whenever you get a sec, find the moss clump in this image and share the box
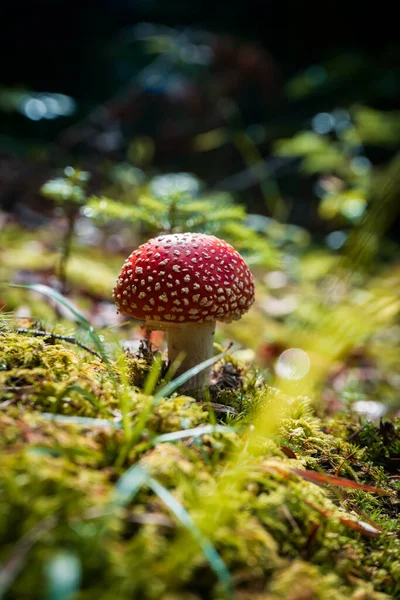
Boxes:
[0,331,117,416]
[329,417,400,472]
[0,330,399,599]
[266,561,389,600]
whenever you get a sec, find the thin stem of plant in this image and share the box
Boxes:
[59,209,76,294]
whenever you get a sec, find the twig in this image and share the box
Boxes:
[334,448,361,477]
[346,423,368,442]
[14,328,103,361]
[58,209,76,294]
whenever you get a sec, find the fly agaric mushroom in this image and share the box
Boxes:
[113,233,255,389]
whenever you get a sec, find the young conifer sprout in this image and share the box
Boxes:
[113,233,255,390]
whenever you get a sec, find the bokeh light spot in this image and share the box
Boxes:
[22,98,47,121]
[341,197,367,220]
[312,112,334,134]
[352,400,387,419]
[350,156,372,175]
[275,348,311,380]
[326,230,347,250]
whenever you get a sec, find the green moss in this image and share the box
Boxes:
[0,331,116,416]
[266,560,389,600]
[0,330,399,599]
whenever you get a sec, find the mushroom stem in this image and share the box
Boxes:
[167,323,216,390]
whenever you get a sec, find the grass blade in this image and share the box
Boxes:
[127,349,232,452]
[112,466,234,596]
[147,476,234,598]
[154,350,230,402]
[8,284,110,364]
[114,465,148,506]
[143,354,163,396]
[41,413,121,429]
[153,424,235,444]
[115,350,135,442]
[56,384,102,412]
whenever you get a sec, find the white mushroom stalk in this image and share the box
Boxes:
[114,233,255,392]
[166,322,216,389]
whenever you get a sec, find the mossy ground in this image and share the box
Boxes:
[1,328,399,600]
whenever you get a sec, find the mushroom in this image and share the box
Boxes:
[113,233,255,390]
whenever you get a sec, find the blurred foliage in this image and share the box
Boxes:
[39,168,91,293]
[1,23,400,242]
[41,167,90,206]
[85,171,281,268]
[274,105,400,228]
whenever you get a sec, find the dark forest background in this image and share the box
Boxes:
[1,0,399,236]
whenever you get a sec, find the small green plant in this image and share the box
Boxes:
[40,167,90,293]
[85,172,280,268]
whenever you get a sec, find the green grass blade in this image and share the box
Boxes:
[114,465,148,506]
[57,384,102,412]
[153,350,231,402]
[156,352,184,388]
[125,350,233,456]
[147,476,234,598]
[115,350,135,442]
[152,424,235,444]
[112,466,234,595]
[41,413,121,429]
[8,283,110,364]
[143,354,163,396]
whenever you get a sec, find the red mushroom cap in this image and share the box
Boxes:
[113,233,255,326]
